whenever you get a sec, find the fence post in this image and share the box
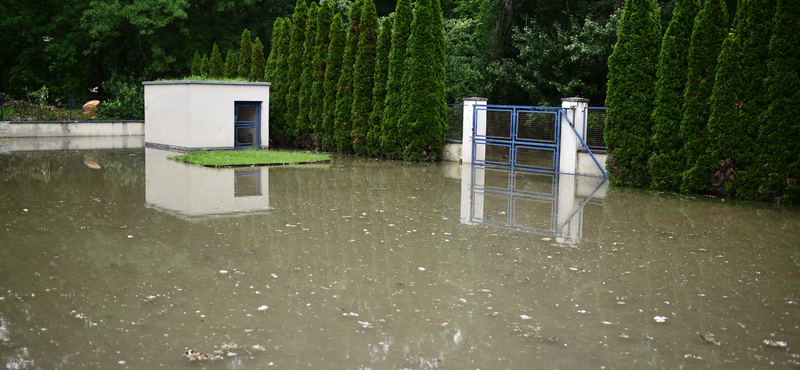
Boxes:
[69,93,73,120]
[461,97,488,163]
[559,97,589,174]
[130,94,134,120]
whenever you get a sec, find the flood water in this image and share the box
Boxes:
[0,149,798,369]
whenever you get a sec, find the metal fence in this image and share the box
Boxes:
[446,104,463,141]
[584,107,607,151]
[0,92,143,121]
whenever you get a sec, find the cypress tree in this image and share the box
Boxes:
[333,0,364,153]
[365,18,393,157]
[603,0,661,187]
[673,0,728,191]
[350,0,380,156]
[238,29,253,79]
[210,43,224,78]
[683,33,743,195]
[191,51,202,76]
[296,2,319,140]
[200,53,210,77]
[398,0,448,161]
[380,0,413,159]
[250,37,266,82]
[749,0,799,203]
[225,49,239,79]
[647,0,700,190]
[320,14,346,151]
[310,0,334,141]
[271,18,294,143]
[285,0,309,142]
[265,19,284,82]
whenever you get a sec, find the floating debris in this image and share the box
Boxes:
[699,333,721,345]
[221,343,238,350]
[519,315,531,320]
[418,267,426,271]
[252,344,266,351]
[653,316,667,323]
[358,321,373,329]
[619,333,630,339]
[257,305,268,311]
[184,348,222,361]
[441,322,449,327]
[763,340,787,348]
[219,270,228,274]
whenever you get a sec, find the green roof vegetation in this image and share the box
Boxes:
[170,149,330,167]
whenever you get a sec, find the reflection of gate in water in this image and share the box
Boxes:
[472,105,561,173]
[463,165,606,241]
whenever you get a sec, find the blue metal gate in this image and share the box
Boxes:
[234,102,262,149]
[472,105,561,173]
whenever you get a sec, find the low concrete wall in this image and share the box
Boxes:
[0,136,144,153]
[439,141,462,162]
[577,150,607,177]
[0,120,144,138]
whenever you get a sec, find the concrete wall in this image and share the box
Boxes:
[145,148,270,220]
[439,141,462,162]
[144,81,270,150]
[0,121,144,138]
[577,151,607,178]
[0,136,144,153]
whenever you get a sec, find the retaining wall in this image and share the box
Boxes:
[0,120,144,138]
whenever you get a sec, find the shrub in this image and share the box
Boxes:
[97,77,144,120]
[349,0,380,156]
[647,0,700,191]
[265,19,285,83]
[250,37,266,82]
[272,18,294,143]
[191,51,202,76]
[238,29,253,79]
[365,18,393,157]
[603,0,661,187]
[225,49,239,79]
[380,0,413,159]
[398,0,448,161]
[210,43,224,78]
[310,0,334,141]
[674,0,728,192]
[200,53,210,76]
[285,0,309,142]
[333,0,363,153]
[319,14,346,151]
[296,2,319,140]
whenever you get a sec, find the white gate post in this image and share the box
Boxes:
[559,97,589,174]
[461,97,488,163]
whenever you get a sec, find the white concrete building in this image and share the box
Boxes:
[143,80,270,151]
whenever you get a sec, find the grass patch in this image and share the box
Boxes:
[158,76,252,82]
[170,149,331,167]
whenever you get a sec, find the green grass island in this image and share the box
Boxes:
[170,149,331,168]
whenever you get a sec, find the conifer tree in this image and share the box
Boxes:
[250,37,266,82]
[398,0,447,161]
[225,49,239,79]
[365,18,393,157]
[272,18,293,143]
[310,0,334,140]
[756,0,800,203]
[238,29,253,79]
[191,51,202,76]
[350,0,380,156]
[603,0,661,187]
[285,0,309,142]
[683,33,743,194]
[380,0,413,158]
[296,2,319,139]
[320,14,346,151]
[265,18,284,82]
[333,0,364,153]
[676,0,728,193]
[647,0,700,190]
[200,53,210,76]
[210,43,224,78]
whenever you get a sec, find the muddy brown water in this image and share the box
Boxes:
[0,150,798,369]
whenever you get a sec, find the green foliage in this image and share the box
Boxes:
[647,0,700,191]
[191,51,202,76]
[320,14,346,151]
[380,0,413,158]
[238,29,253,79]
[225,49,239,79]
[310,0,335,143]
[604,0,661,187]
[265,19,284,83]
[171,149,330,167]
[676,0,728,192]
[365,18,393,156]
[200,53,210,76]
[350,0,380,156]
[285,0,309,141]
[333,0,364,153]
[250,37,266,82]
[96,76,144,120]
[398,0,447,161]
[297,2,320,140]
[210,43,224,78]
[683,33,742,194]
[271,18,294,143]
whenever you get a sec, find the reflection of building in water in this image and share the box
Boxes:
[145,148,270,220]
[460,165,606,243]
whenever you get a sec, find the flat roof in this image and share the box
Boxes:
[143,80,271,86]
